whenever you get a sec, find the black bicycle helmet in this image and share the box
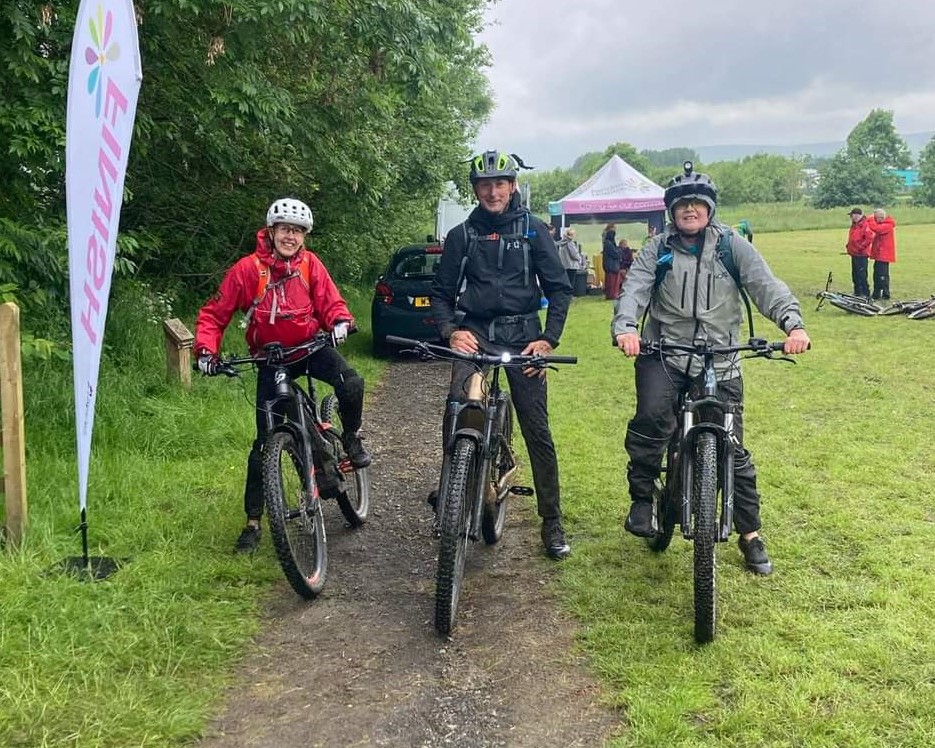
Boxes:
[663,160,718,219]
[469,150,527,183]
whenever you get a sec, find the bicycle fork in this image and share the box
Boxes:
[678,407,736,542]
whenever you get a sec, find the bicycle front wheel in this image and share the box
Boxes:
[435,437,477,636]
[262,429,328,599]
[320,394,370,526]
[826,295,879,316]
[482,398,514,545]
[692,432,718,644]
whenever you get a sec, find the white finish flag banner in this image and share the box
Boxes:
[66,0,142,510]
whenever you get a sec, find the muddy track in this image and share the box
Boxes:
[197,359,619,747]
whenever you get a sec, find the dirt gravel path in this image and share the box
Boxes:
[197,358,620,747]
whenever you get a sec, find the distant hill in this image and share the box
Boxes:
[694,131,933,163]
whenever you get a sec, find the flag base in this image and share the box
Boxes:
[56,555,127,581]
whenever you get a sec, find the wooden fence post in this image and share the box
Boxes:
[163,318,194,390]
[0,302,27,548]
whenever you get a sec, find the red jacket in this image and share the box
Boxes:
[846,218,873,258]
[867,215,897,263]
[195,228,353,355]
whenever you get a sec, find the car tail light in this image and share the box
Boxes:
[375,281,393,304]
[425,244,443,254]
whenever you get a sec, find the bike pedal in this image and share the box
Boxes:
[509,485,534,496]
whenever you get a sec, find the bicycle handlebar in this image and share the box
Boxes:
[640,338,786,357]
[385,335,578,367]
[197,331,343,378]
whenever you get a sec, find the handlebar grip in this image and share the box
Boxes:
[385,335,420,347]
[545,355,578,364]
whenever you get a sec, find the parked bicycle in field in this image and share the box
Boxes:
[815,272,880,316]
[641,337,797,644]
[386,335,577,636]
[211,332,370,599]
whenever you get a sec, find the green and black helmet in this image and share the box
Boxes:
[469,150,521,184]
[664,160,718,219]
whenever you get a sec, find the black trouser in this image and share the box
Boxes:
[444,347,562,521]
[624,355,762,535]
[872,260,890,300]
[850,255,869,298]
[243,347,364,520]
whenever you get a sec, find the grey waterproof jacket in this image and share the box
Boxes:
[611,222,805,378]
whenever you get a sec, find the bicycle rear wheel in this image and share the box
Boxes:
[320,393,370,526]
[435,437,477,636]
[482,398,514,545]
[692,432,718,644]
[647,442,678,553]
[262,429,328,599]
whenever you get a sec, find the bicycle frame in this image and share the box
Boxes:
[439,366,515,542]
[674,351,739,544]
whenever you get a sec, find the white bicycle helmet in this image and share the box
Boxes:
[266,198,314,231]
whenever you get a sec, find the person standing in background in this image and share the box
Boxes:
[733,219,754,243]
[845,208,873,299]
[602,223,622,299]
[867,208,897,300]
[618,238,634,285]
[557,227,586,289]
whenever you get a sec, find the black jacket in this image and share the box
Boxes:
[431,192,572,347]
[602,231,621,273]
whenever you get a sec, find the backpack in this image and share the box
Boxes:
[456,212,534,300]
[242,251,313,327]
[651,227,756,338]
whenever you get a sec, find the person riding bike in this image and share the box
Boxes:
[194,197,371,554]
[430,150,575,560]
[612,162,810,575]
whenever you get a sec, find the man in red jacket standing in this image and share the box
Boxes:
[195,197,371,553]
[845,208,873,299]
[867,208,897,300]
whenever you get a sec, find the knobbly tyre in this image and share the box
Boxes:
[208,331,370,599]
[386,335,577,636]
[640,337,797,643]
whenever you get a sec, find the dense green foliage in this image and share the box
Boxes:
[0,0,491,337]
[813,109,908,208]
[913,135,935,206]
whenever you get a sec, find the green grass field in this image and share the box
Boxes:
[2,223,934,746]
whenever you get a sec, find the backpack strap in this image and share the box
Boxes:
[242,252,312,327]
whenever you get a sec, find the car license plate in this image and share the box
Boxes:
[413,296,431,308]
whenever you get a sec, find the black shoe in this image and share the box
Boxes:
[342,433,372,468]
[234,525,261,554]
[624,500,656,537]
[541,518,571,560]
[738,535,773,576]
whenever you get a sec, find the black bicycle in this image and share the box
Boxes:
[212,332,370,599]
[815,271,880,316]
[386,335,577,636]
[641,338,795,643]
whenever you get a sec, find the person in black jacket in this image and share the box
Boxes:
[430,150,574,559]
[602,224,622,299]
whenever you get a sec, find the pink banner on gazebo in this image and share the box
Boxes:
[563,196,665,213]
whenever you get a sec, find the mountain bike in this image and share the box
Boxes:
[213,332,370,599]
[385,335,577,636]
[878,296,935,319]
[815,271,880,316]
[641,338,796,643]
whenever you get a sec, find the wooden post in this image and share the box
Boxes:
[163,318,195,390]
[0,302,27,548]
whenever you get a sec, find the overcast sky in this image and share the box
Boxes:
[472,0,935,169]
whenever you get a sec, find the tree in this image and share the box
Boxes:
[640,147,699,168]
[846,109,912,169]
[812,151,898,208]
[913,135,935,206]
[707,154,803,205]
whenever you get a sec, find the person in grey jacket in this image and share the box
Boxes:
[611,162,810,575]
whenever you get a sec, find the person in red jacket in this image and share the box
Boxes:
[867,208,897,300]
[195,197,371,553]
[845,208,873,298]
